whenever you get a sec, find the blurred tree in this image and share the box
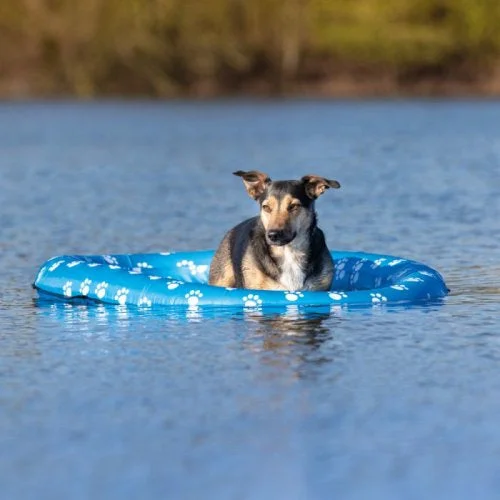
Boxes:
[0,0,499,96]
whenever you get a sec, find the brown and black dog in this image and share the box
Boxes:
[209,170,341,291]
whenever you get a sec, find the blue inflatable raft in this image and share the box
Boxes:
[33,250,448,309]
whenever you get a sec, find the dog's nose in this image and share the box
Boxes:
[267,230,284,243]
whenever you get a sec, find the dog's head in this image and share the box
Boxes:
[233,170,340,246]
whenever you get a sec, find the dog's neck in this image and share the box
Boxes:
[270,225,316,291]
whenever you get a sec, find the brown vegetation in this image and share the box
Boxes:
[1,0,500,98]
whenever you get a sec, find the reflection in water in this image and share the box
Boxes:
[242,306,343,379]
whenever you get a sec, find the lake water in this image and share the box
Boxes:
[0,100,499,499]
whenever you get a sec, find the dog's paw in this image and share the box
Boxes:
[185,289,203,308]
[243,294,262,309]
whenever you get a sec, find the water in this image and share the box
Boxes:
[0,100,499,499]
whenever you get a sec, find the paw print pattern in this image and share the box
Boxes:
[243,294,263,308]
[67,261,82,268]
[388,259,405,267]
[176,260,208,277]
[166,280,183,290]
[405,276,424,283]
[114,288,129,306]
[371,258,387,269]
[48,260,65,272]
[350,260,366,285]
[285,291,304,302]
[138,296,152,308]
[391,284,409,291]
[79,279,92,296]
[328,291,348,301]
[95,282,108,299]
[185,290,203,308]
[63,281,72,297]
[418,270,435,278]
[370,292,388,304]
[136,262,153,269]
[103,255,119,265]
[335,260,347,280]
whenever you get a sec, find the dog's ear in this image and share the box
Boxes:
[233,170,271,200]
[301,175,341,199]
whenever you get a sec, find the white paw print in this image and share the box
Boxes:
[391,284,409,291]
[350,260,366,284]
[148,275,162,280]
[388,259,405,267]
[103,255,119,265]
[67,261,81,268]
[114,288,129,305]
[193,264,208,275]
[166,280,183,290]
[242,294,263,308]
[285,291,304,302]
[63,281,72,297]
[138,296,152,308]
[418,270,434,277]
[405,277,424,283]
[108,265,120,270]
[79,279,92,296]
[353,260,365,272]
[136,261,153,269]
[328,291,348,301]
[88,263,101,268]
[176,260,208,277]
[185,290,203,308]
[335,261,346,280]
[176,259,194,270]
[48,260,65,272]
[160,251,172,256]
[370,292,388,303]
[371,258,387,269]
[95,281,108,299]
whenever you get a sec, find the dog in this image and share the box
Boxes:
[208,170,341,291]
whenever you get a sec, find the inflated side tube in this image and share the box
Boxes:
[34,250,448,309]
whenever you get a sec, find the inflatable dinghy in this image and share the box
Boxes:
[33,250,448,309]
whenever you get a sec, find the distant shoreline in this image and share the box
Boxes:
[2,74,500,100]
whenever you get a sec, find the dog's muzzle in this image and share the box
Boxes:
[266,230,296,246]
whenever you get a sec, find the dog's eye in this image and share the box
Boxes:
[262,204,272,213]
[288,204,301,212]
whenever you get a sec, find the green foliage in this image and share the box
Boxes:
[1,0,499,96]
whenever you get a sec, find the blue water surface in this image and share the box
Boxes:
[0,100,499,499]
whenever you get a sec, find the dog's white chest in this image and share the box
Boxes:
[279,248,306,291]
